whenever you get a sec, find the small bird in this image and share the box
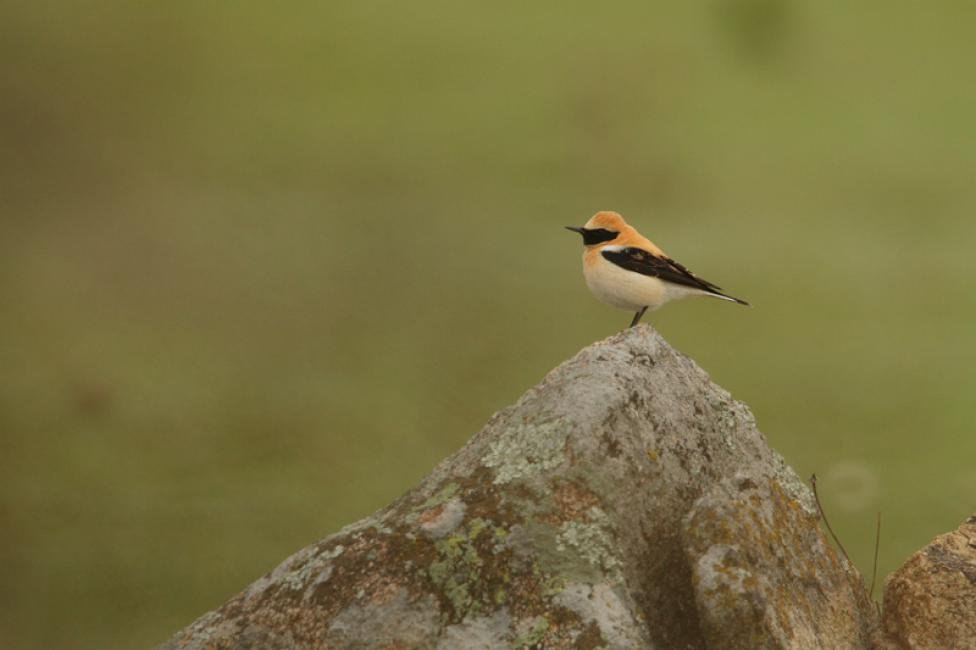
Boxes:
[566,211,749,328]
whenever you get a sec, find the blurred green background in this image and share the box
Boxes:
[3,1,975,647]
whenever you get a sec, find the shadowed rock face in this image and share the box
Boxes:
[159,325,877,650]
[876,516,976,650]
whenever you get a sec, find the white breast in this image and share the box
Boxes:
[582,253,702,311]
[582,254,663,310]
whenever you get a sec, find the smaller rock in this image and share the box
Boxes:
[681,474,876,650]
[879,515,976,650]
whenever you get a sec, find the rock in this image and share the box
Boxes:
[877,515,976,650]
[159,325,877,649]
[683,476,875,650]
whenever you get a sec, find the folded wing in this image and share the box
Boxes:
[601,246,725,293]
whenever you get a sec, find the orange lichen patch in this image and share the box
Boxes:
[209,527,441,648]
[526,610,608,650]
[415,503,446,526]
[368,576,406,606]
[683,476,877,649]
[536,481,602,525]
[554,482,602,521]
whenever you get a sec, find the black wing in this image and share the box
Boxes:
[601,247,724,293]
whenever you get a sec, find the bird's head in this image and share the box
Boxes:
[565,211,629,246]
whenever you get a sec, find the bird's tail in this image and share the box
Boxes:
[706,290,750,307]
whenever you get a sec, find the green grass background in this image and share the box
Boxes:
[3,2,975,647]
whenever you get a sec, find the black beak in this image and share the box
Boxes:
[565,226,585,234]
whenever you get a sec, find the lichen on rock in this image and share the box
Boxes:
[158,325,880,650]
[555,507,622,579]
[682,475,876,649]
[482,418,572,485]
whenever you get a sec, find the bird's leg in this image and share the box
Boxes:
[630,306,648,328]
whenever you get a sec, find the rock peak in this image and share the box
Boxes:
[161,327,877,649]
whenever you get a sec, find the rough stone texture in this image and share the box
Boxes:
[160,325,877,650]
[683,476,876,650]
[876,515,976,650]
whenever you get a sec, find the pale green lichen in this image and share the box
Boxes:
[282,544,344,591]
[428,517,492,619]
[769,462,817,515]
[494,585,507,604]
[555,508,621,578]
[418,482,460,511]
[513,615,549,648]
[540,573,566,597]
[510,520,595,585]
[720,426,738,451]
[468,517,488,540]
[483,419,571,484]
[406,483,461,525]
[407,482,462,524]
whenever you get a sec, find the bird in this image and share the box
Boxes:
[566,211,749,328]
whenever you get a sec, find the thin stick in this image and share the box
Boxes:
[810,474,852,565]
[869,511,881,599]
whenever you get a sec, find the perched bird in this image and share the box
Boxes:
[566,211,749,328]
